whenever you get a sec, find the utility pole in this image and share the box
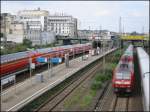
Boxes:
[119,16,123,49]
[119,16,122,35]
[99,25,101,49]
[4,16,7,49]
[142,26,144,34]
[122,24,124,36]
[103,37,105,75]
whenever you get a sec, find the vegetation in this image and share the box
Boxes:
[0,33,4,37]
[1,39,56,55]
[23,39,32,48]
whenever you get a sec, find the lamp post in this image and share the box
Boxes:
[47,57,51,78]
[27,48,35,84]
[103,38,105,75]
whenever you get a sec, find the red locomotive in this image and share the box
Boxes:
[112,45,135,93]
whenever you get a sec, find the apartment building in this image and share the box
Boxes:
[47,15,77,37]
[17,8,54,45]
[7,22,24,43]
[1,13,24,43]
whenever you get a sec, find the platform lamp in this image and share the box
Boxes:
[27,48,35,84]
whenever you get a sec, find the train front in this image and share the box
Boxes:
[112,62,134,93]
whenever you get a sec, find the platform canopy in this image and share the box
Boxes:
[121,35,146,40]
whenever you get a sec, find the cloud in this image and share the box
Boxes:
[95,10,111,16]
[130,11,143,17]
[129,10,148,17]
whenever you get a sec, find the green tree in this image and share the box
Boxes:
[0,33,3,37]
[130,31,139,35]
[23,39,32,48]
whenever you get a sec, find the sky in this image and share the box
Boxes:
[1,1,149,33]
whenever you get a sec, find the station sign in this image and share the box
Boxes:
[50,58,62,64]
[36,57,48,63]
[30,63,35,69]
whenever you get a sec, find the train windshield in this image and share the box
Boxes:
[116,72,130,79]
[116,63,131,79]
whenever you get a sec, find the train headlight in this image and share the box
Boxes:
[124,81,130,84]
[115,81,121,84]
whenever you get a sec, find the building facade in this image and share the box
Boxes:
[0,13,24,44]
[1,13,13,35]
[1,8,78,46]
[47,15,77,38]
[17,8,54,45]
[18,8,49,31]
[7,22,24,43]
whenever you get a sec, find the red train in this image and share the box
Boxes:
[112,45,135,93]
[0,43,92,78]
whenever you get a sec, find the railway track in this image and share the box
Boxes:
[112,96,129,111]
[94,82,113,111]
[34,58,102,111]
[94,82,130,111]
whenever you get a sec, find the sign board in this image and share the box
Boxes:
[1,75,16,85]
[36,57,48,63]
[50,58,62,64]
[30,63,35,69]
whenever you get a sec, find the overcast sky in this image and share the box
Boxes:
[1,1,149,33]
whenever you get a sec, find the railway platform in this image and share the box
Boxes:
[1,48,117,111]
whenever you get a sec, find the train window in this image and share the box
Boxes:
[123,72,130,79]
[116,73,123,79]
[116,72,130,79]
[120,64,128,69]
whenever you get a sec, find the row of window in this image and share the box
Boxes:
[20,16,41,19]
[55,30,70,34]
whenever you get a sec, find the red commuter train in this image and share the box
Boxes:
[0,43,92,78]
[112,45,135,93]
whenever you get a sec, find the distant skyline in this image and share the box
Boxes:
[1,1,149,33]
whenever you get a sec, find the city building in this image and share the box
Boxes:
[78,30,117,40]
[18,8,49,31]
[0,13,24,45]
[41,31,56,45]
[78,30,93,39]
[47,15,77,38]
[1,13,13,35]
[17,8,56,45]
[7,22,24,43]
[1,9,78,46]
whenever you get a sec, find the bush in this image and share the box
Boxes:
[94,74,102,81]
[100,75,107,82]
[91,80,102,90]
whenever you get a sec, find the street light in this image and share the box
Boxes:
[103,37,105,75]
[27,48,35,84]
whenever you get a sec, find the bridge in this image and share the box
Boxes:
[120,35,149,48]
[56,36,89,45]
